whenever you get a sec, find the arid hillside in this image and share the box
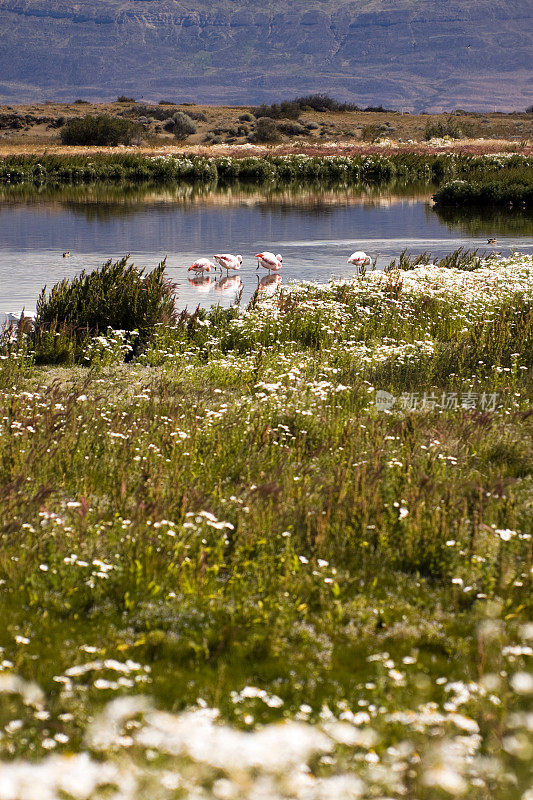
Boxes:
[0,0,531,110]
[0,100,531,152]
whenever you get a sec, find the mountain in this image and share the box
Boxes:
[0,0,531,111]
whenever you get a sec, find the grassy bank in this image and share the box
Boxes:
[0,254,532,799]
[0,151,531,192]
[433,163,533,208]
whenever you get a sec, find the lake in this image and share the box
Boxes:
[1,182,532,320]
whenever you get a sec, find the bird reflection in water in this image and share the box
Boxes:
[187,275,215,292]
[214,275,243,294]
[257,274,282,295]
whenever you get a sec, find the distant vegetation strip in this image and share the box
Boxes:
[0,153,531,194]
[433,171,533,208]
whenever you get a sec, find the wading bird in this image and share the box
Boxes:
[255,251,283,271]
[347,251,372,267]
[62,251,70,258]
[487,238,497,245]
[188,258,217,275]
[213,253,243,272]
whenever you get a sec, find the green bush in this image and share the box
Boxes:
[33,257,176,363]
[252,118,280,143]
[424,117,472,140]
[171,112,197,140]
[277,121,306,136]
[60,114,143,146]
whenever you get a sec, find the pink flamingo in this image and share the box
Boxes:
[347,251,372,267]
[255,251,283,272]
[188,258,217,275]
[213,253,243,272]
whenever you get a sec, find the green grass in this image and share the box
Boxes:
[0,152,531,194]
[433,167,533,208]
[0,252,532,798]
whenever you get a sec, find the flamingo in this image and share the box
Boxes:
[213,253,243,272]
[188,258,217,275]
[255,251,283,271]
[347,251,372,267]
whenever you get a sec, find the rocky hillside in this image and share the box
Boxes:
[0,0,531,110]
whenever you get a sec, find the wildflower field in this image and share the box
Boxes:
[0,253,532,799]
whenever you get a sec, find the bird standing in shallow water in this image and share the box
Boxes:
[255,252,283,271]
[188,258,217,275]
[213,253,242,272]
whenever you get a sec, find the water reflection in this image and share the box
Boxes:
[435,204,533,237]
[257,274,283,295]
[214,275,243,295]
[0,180,439,219]
[187,275,216,292]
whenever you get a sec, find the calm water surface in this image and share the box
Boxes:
[1,183,532,319]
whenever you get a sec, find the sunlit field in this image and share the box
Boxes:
[0,252,532,799]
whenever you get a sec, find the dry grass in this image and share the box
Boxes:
[0,100,531,156]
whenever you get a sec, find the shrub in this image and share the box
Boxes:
[60,115,143,146]
[293,94,359,112]
[186,111,208,122]
[238,113,255,122]
[361,124,384,142]
[277,121,306,136]
[424,117,472,141]
[33,257,176,362]
[116,95,136,103]
[252,101,300,120]
[363,105,391,112]
[252,117,281,143]
[73,99,89,105]
[171,112,197,140]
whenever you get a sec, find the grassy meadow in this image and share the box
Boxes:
[0,252,532,799]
